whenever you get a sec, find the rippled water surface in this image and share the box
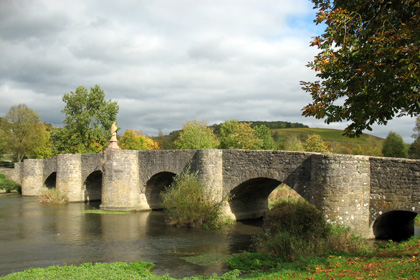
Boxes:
[0,194,262,278]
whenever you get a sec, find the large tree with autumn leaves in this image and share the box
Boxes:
[302,0,420,137]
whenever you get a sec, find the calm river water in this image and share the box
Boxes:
[0,194,262,278]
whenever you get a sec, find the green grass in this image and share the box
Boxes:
[180,253,232,266]
[233,236,420,279]
[3,237,419,279]
[1,261,155,280]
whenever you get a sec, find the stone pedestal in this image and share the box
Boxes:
[100,150,143,211]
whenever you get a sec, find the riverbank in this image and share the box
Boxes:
[2,236,419,279]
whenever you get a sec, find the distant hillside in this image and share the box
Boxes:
[272,127,384,154]
[154,122,384,154]
[210,121,308,134]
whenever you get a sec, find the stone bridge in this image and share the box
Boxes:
[5,149,420,239]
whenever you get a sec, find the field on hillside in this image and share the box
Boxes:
[273,127,384,152]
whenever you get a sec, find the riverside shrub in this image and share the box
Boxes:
[255,199,366,261]
[160,169,228,229]
[39,188,68,204]
[0,174,18,193]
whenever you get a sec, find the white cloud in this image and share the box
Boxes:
[0,0,416,142]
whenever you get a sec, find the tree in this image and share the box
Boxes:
[302,1,420,137]
[283,135,305,152]
[382,131,408,158]
[31,123,53,159]
[254,125,276,150]
[175,121,220,149]
[52,85,119,154]
[219,120,262,150]
[119,129,159,150]
[304,134,329,153]
[0,104,44,161]
[409,116,420,158]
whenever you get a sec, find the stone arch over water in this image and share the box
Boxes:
[229,177,281,220]
[84,170,102,202]
[146,172,176,210]
[44,172,56,189]
[372,210,418,241]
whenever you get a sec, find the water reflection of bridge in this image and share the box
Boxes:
[7,149,420,239]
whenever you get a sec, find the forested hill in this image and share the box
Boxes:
[209,121,308,134]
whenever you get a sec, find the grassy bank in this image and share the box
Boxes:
[2,236,419,279]
[0,174,18,193]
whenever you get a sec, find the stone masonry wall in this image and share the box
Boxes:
[310,153,372,238]
[138,150,197,182]
[221,150,372,236]
[81,153,104,181]
[221,150,313,196]
[369,157,420,223]
[0,166,20,184]
[21,159,44,196]
[101,149,142,211]
[56,154,83,201]
[43,157,57,181]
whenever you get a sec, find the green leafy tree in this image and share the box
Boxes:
[175,121,219,149]
[382,131,408,158]
[353,138,383,157]
[302,1,420,137]
[409,116,420,159]
[52,85,119,154]
[119,129,159,150]
[283,135,304,152]
[31,123,53,159]
[219,120,262,149]
[304,134,329,153]
[254,125,276,150]
[0,104,44,162]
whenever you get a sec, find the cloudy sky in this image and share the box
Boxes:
[0,0,416,142]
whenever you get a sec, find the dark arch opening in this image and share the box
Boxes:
[84,171,102,202]
[229,178,281,220]
[44,172,56,189]
[146,172,176,210]
[373,210,417,241]
[268,183,303,208]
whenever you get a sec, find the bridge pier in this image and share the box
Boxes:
[312,154,372,238]
[100,150,146,211]
[21,159,44,196]
[195,149,235,220]
[56,154,83,202]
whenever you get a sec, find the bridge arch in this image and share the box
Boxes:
[44,172,56,189]
[372,210,418,241]
[84,170,102,202]
[229,177,282,220]
[146,172,176,210]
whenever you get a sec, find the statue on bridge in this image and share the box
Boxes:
[107,121,121,150]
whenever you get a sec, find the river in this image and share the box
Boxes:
[0,194,262,278]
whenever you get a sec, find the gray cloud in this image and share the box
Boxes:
[0,0,416,143]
